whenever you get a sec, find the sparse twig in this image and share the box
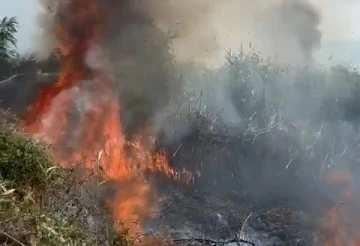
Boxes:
[2,232,26,246]
[239,212,252,239]
[285,159,293,170]
[172,144,183,159]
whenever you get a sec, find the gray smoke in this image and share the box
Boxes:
[259,0,322,63]
[34,0,322,137]
[37,0,322,64]
[35,0,178,137]
[132,0,322,65]
[100,1,177,137]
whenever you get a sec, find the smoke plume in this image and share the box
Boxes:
[135,0,322,65]
[34,0,322,137]
[37,0,322,64]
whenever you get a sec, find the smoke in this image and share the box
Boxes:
[37,0,322,63]
[133,0,322,65]
[100,2,176,137]
[34,0,174,138]
[257,0,322,63]
[34,0,322,138]
[32,0,326,193]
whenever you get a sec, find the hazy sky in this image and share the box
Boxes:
[316,0,360,41]
[0,0,359,65]
[1,0,41,53]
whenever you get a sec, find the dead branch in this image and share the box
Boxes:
[1,232,26,246]
[173,236,255,246]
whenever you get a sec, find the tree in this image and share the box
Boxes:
[0,17,18,79]
[0,17,18,60]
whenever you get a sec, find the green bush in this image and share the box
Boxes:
[0,128,55,191]
[0,112,131,245]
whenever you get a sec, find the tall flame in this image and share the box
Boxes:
[24,0,190,236]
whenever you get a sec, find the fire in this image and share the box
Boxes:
[317,169,360,246]
[23,0,191,238]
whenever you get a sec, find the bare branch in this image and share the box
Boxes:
[173,236,255,246]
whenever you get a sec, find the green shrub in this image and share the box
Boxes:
[0,112,131,245]
[0,128,55,191]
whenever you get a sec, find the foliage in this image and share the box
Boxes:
[0,17,18,60]
[0,16,19,79]
[0,112,131,245]
[0,126,55,192]
[0,15,61,80]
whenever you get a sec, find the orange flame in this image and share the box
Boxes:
[23,0,191,237]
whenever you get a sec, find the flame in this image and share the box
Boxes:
[23,0,191,238]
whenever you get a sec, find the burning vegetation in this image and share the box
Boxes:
[1,0,360,245]
[24,0,192,237]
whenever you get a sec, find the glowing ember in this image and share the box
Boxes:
[23,0,191,237]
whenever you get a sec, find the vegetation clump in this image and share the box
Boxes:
[0,124,54,191]
[0,111,129,245]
